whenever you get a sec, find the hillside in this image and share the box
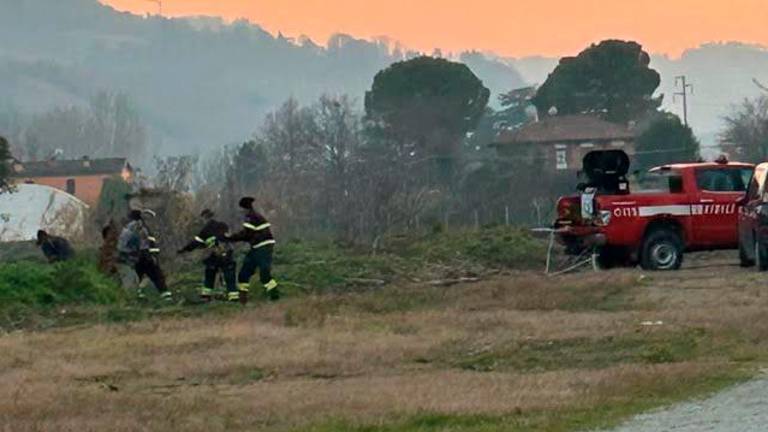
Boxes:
[0,0,526,158]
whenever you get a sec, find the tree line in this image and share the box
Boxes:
[1,91,148,163]
[4,39,768,245]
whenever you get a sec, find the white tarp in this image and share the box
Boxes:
[0,184,89,242]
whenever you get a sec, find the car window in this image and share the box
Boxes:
[695,168,750,192]
[631,170,684,194]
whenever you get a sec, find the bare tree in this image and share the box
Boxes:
[314,95,362,236]
[0,136,13,194]
[722,96,768,163]
[11,91,148,162]
[88,91,148,160]
[154,155,198,193]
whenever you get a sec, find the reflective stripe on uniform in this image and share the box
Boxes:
[264,279,278,291]
[227,291,241,301]
[244,222,271,231]
[194,236,206,244]
[149,248,161,253]
[147,236,157,243]
[238,283,250,293]
[252,239,276,249]
[200,287,214,296]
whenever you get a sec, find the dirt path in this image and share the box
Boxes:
[607,377,768,432]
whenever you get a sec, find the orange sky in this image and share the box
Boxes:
[102,0,768,57]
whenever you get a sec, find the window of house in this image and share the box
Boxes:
[66,178,76,195]
[555,149,568,170]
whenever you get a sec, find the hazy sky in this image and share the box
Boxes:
[102,0,768,57]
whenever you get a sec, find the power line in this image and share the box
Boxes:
[674,76,694,126]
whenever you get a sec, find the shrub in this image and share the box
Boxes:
[0,258,124,309]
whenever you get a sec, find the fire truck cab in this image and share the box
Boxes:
[555,150,754,270]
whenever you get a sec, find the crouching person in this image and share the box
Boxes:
[36,230,74,263]
[225,197,280,303]
[117,210,172,301]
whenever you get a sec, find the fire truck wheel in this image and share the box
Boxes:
[640,229,683,271]
[740,240,755,267]
[755,237,768,271]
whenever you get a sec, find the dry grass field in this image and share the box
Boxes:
[1,252,766,431]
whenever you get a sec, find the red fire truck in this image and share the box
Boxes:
[555,150,754,270]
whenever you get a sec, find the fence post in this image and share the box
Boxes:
[505,206,510,226]
[474,210,480,229]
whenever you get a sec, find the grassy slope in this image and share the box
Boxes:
[0,227,545,329]
[0,232,764,431]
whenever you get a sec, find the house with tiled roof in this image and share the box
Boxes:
[10,157,133,206]
[492,114,637,172]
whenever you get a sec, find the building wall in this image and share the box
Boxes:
[547,139,635,171]
[497,139,636,172]
[20,174,112,206]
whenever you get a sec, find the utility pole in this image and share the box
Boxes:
[674,75,693,126]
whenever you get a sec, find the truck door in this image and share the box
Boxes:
[693,167,752,247]
[739,166,767,250]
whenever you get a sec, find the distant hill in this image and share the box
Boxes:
[0,0,526,157]
[508,43,768,154]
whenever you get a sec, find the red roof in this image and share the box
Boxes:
[495,114,635,145]
[11,158,130,178]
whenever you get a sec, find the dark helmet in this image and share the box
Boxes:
[238,197,255,210]
[200,209,215,219]
[128,209,143,221]
[36,230,48,245]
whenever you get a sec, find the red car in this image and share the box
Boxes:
[556,150,753,270]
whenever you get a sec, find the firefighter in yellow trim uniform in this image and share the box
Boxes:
[226,197,280,302]
[178,209,239,302]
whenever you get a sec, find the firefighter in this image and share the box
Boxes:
[226,197,280,302]
[177,209,239,302]
[36,230,75,263]
[98,219,119,277]
[117,209,172,301]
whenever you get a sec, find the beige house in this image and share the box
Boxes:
[492,114,636,172]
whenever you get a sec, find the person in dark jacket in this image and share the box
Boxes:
[226,197,279,302]
[117,210,172,301]
[98,219,119,277]
[36,230,74,263]
[178,209,239,302]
